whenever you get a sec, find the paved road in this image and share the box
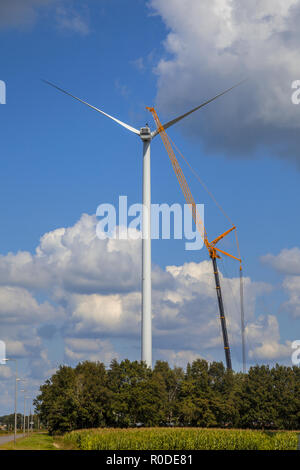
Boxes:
[0,434,25,446]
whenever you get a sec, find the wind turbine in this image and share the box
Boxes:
[43,79,244,368]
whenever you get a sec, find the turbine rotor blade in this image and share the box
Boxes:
[151,80,246,138]
[42,80,140,135]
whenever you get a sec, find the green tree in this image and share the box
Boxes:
[238,365,277,429]
[153,361,184,425]
[107,359,166,426]
[271,365,298,429]
[35,365,80,434]
[179,359,217,427]
[73,361,111,429]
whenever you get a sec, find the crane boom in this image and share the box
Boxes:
[147,106,240,370]
[147,107,208,248]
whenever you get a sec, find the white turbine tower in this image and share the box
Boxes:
[43,79,243,368]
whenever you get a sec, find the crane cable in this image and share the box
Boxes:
[167,135,234,226]
[168,134,247,373]
[240,264,246,373]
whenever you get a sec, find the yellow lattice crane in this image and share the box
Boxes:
[147,106,242,370]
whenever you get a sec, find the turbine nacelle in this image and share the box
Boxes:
[140,125,152,141]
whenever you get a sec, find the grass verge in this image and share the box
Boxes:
[0,433,57,450]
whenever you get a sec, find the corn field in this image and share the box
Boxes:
[64,428,299,450]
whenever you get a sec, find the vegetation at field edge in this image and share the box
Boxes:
[63,428,299,451]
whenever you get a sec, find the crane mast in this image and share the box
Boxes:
[211,256,232,369]
[147,107,241,370]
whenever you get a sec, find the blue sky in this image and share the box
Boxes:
[0,0,300,415]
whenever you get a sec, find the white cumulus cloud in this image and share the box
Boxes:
[261,246,300,317]
[65,338,118,364]
[247,315,292,360]
[262,247,300,275]
[0,212,293,395]
[150,0,300,162]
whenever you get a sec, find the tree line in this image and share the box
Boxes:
[34,359,300,434]
[0,414,23,431]
[0,413,39,431]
